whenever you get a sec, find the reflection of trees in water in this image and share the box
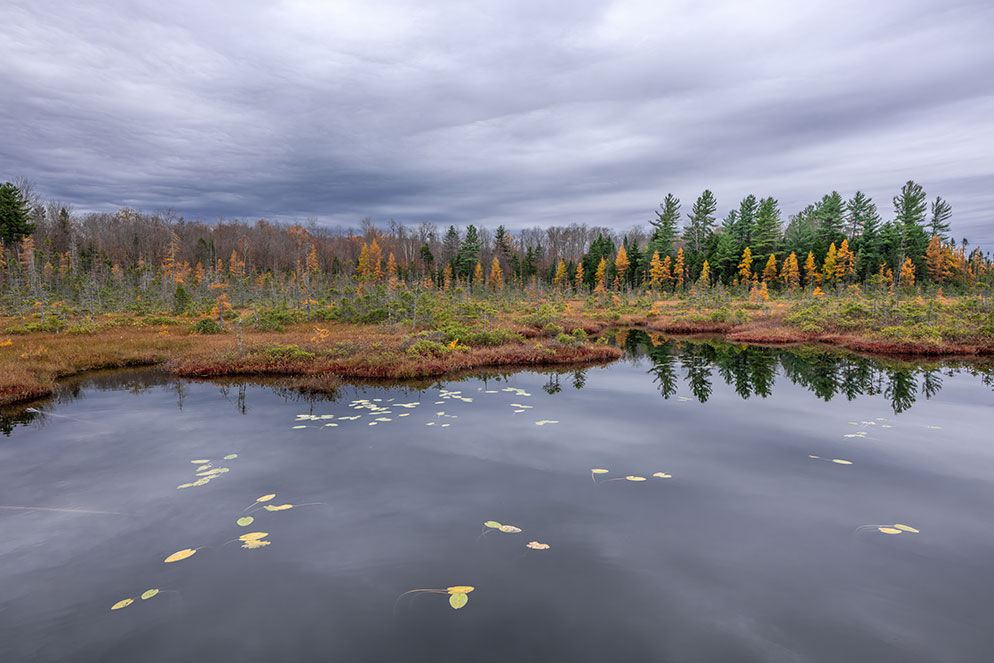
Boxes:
[619,329,994,414]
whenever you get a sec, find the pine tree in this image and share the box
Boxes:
[845,191,879,239]
[733,194,758,247]
[893,180,928,273]
[929,196,952,240]
[711,231,739,284]
[649,194,680,257]
[737,246,753,282]
[815,192,845,254]
[752,197,781,264]
[682,190,717,254]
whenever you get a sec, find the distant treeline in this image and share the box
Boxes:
[1,179,991,306]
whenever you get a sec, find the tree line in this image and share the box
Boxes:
[1,178,992,318]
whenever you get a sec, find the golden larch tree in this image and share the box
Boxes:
[762,254,777,283]
[553,259,567,289]
[574,260,584,291]
[803,251,819,287]
[674,248,685,290]
[737,246,753,282]
[822,243,838,284]
[614,245,629,289]
[648,250,664,288]
[489,256,504,289]
[899,257,916,289]
[835,239,854,282]
[594,257,608,292]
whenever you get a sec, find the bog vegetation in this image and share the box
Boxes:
[3,177,994,405]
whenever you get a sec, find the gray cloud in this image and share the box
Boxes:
[2,0,993,244]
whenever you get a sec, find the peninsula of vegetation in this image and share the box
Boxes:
[2,178,993,407]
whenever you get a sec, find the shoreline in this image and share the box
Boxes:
[3,311,993,409]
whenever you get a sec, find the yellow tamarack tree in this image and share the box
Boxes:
[737,246,753,282]
[473,261,483,285]
[553,259,567,289]
[489,256,503,289]
[762,254,777,283]
[698,259,710,287]
[822,243,838,284]
[594,257,608,292]
[781,251,800,290]
[574,260,584,291]
[803,251,819,287]
[674,248,685,290]
[900,257,916,290]
[648,250,664,289]
[614,245,629,289]
[835,239,855,282]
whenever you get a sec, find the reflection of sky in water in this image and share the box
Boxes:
[1,348,993,662]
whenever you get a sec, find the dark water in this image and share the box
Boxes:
[3,335,994,662]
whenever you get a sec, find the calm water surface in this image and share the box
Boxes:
[2,335,994,662]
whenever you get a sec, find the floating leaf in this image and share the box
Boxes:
[877,527,902,534]
[264,504,293,511]
[192,478,210,486]
[164,549,197,563]
[498,525,521,533]
[526,541,550,550]
[591,469,609,474]
[808,455,820,459]
[196,470,220,477]
[652,472,672,479]
[191,459,209,464]
[448,592,469,610]
[223,454,238,460]
[111,599,133,610]
[625,476,646,482]
[534,420,559,426]
[242,539,271,549]
[176,482,195,489]
[257,494,276,502]
[446,586,475,594]
[831,459,853,465]
[196,464,211,471]
[893,524,920,533]
[236,516,254,527]
[240,532,269,541]
[141,589,159,600]
[484,521,502,529]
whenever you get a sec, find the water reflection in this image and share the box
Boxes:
[614,330,994,413]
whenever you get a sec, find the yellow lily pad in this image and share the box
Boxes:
[111,599,133,610]
[878,527,902,534]
[446,586,475,594]
[164,548,197,563]
[625,476,646,482]
[498,525,521,533]
[236,516,254,527]
[239,532,269,541]
[257,494,276,502]
[893,524,920,533]
[449,592,469,609]
[141,589,159,600]
[263,504,293,511]
[591,469,609,474]
[652,472,672,479]
[526,541,550,550]
[242,539,271,549]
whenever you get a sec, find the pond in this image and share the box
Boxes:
[3,333,994,662]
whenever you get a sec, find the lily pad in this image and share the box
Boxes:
[257,494,276,502]
[448,592,469,609]
[878,527,902,534]
[236,516,254,527]
[625,476,647,482]
[164,548,197,563]
[526,541,550,550]
[498,525,521,533]
[893,524,920,533]
[652,472,672,479]
[591,469,609,474]
[223,454,238,460]
[241,539,271,549]
[111,599,134,610]
[141,589,159,600]
[484,521,502,529]
[239,532,269,541]
[263,504,293,511]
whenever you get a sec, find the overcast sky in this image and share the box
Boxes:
[2,0,993,244]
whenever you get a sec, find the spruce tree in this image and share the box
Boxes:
[0,182,35,246]
[751,197,781,265]
[456,225,482,279]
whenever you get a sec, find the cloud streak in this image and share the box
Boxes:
[2,0,993,243]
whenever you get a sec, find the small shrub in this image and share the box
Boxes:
[190,318,225,335]
[262,344,315,361]
[406,339,452,358]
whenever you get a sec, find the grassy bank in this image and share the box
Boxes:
[4,290,994,408]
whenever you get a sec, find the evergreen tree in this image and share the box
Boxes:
[649,194,680,257]
[929,196,952,240]
[441,225,460,267]
[815,191,845,255]
[711,231,740,284]
[733,194,758,247]
[751,197,781,265]
[0,182,35,246]
[580,235,615,289]
[456,225,482,278]
[845,191,879,240]
[893,180,929,276]
[682,190,718,255]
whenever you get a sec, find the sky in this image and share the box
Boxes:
[2,0,993,244]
